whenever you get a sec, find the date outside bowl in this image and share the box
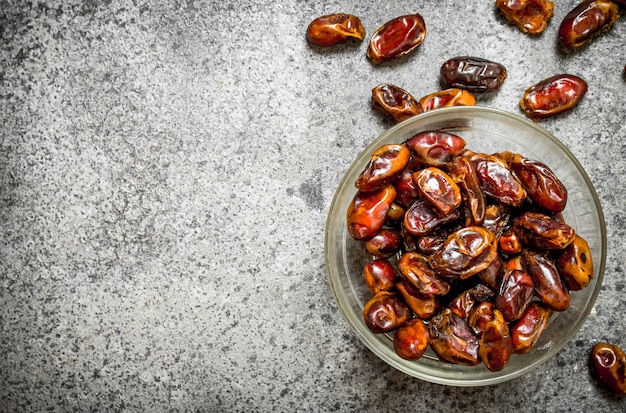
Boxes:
[324,106,606,386]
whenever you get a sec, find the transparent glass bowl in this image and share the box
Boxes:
[325,106,606,386]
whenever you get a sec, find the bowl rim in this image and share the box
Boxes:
[324,105,607,386]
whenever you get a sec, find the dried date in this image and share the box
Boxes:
[513,211,576,250]
[394,318,431,360]
[367,14,427,64]
[419,88,476,112]
[430,308,481,366]
[306,14,366,47]
[405,130,466,167]
[496,0,555,34]
[356,144,410,192]
[440,56,507,93]
[558,0,620,49]
[403,199,461,236]
[523,249,571,311]
[479,309,514,372]
[520,74,588,121]
[510,301,552,354]
[413,167,462,216]
[590,342,626,395]
[557,234,594,291]
[363,259,399,294]
[495,269,534,322]
[372,84,423,122]
[396,280,440,320]
[363,291,411,334]
[346,185,397,240]
[398,252,451,296]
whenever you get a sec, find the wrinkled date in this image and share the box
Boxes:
[419,88,476,112]
[367,14,427,64]
[496,0,555,34]
[306,14,366,47]
[590,342,626,395]
[558,0,620,49]
[520,74,588,121]
[372,84,423,123]
[440,56,508,93]
[348,131,594,370]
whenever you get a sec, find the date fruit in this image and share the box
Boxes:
[364,228,403,258]
[398,252,450,296]
[403,199,461,236]
[429,226,498,280]
[448,156,486,226]
[406,130,467,167]
[356,144,410,192]
[495,269,534,322]
[440,56,508,93]
[510,301,552,354]
[430,308,481,366]
[514,211,576,250]
[372,84,423,122]
[346,185,396,240]
[558,0,620,49]
[367,14,426,64]
[557,234,594,291]
[523,250,571,311]
[590,342,626,395]
[394,318,431,360]
[306,14,366,47]
[363,291,411,333]
[519,74,588,121]
[496,0,555,34]
[396,280,440,319]
[413,167,462,216]
[479,309,514,372]
[419,88,476,112]
[470,153,527,207]
[363,259,399,294]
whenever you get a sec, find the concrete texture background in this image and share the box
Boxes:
[1,0,625,411]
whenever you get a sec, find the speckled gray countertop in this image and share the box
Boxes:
[1,1,625,412]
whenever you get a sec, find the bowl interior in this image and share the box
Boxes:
[325,106,606,386]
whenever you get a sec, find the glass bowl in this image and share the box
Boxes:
[325,106,606,386]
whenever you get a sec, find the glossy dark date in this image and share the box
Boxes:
[372,83,423,122]
[367,14,426,64]
[440,56,507,93]
[519,74,588,121]
[306,14,366,47]
[558,0,620,49]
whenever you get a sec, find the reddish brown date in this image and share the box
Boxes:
[363,291,411,334]
[478,255,505,290]
[440,56,508,93]
[396,280,440,319]
[419,88,476,112]
[479,309,514,372]
[403,199,461,236]
[504,151,568,213]
[394,170,420,208]
[523,250,571,311]
[558,0,620,49]
[468,301,495,338]
[405,131,467,167]
[306,14,366,47]
[346,185,397,240]
[429,226,498,280]
[363,259,399,294]
[372,84,423,122]
[469,153,527,207]
[364,228,403,258]
[514,211,576,250]
[448,156,486,226]
[520,74,588,121]
[367,14,426,64]
[590,342,626,395]
[413,167,462,216]
[430,308,481,366]
[398,252,450,296]
[496,0,555,34]
[394,318,431,360]
[483,204,512,240]
[510,301,552,354]
[495,269,534,322]
[448,284,495,320]
[557,234,594,291]
[499,229,523,255]
[356,144,410,192]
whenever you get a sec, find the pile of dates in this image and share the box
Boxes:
[346,130,594,371]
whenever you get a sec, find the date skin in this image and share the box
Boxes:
[514,211,576,250]
[364,228,403,258]
[520,74,588,121]
[356,144,410,192]
[448,156,486,226]
[346,185,396,240]
[590,342,626,395]
[496,0,555,34]
[367,14,427,64]
[403,199,461,236]
[523,249,571,311]
[398,252,451,296]
[558,0,620,49]
[419,88,476,112]
[440,56,508,93]
[557,234,594,291]
[495,269,534,322]
[306,14,366,47]
[469,152,527,207]
[396,280,440,319]
[372,84,423,122]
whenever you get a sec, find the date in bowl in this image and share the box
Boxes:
[324,106,606,386]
